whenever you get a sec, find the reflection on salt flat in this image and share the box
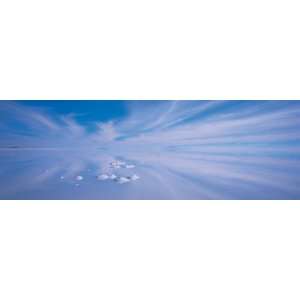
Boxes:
[1,100,300,199]
[0,150,143,199]
[0,147,300,199]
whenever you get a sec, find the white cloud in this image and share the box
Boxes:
[96,121,118,142]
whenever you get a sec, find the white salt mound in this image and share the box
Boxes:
[131,174,140,181]
[110,164,120,169]
[117,176,131,184]
[97,174,109,180]
[125,164,135,169]
[110,160,126,168]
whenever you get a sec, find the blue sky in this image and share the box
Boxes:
[1,100,300,199]
[18,100,128,125]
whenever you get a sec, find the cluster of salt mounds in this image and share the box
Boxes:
[97,160,139,184]
[69,160,140,186]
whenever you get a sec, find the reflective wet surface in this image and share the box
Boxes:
[1,100,300,199]
[1,147,300,199]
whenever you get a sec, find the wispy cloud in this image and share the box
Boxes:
[0,100,300,199]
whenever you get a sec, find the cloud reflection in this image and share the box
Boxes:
[0,100,300,199]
